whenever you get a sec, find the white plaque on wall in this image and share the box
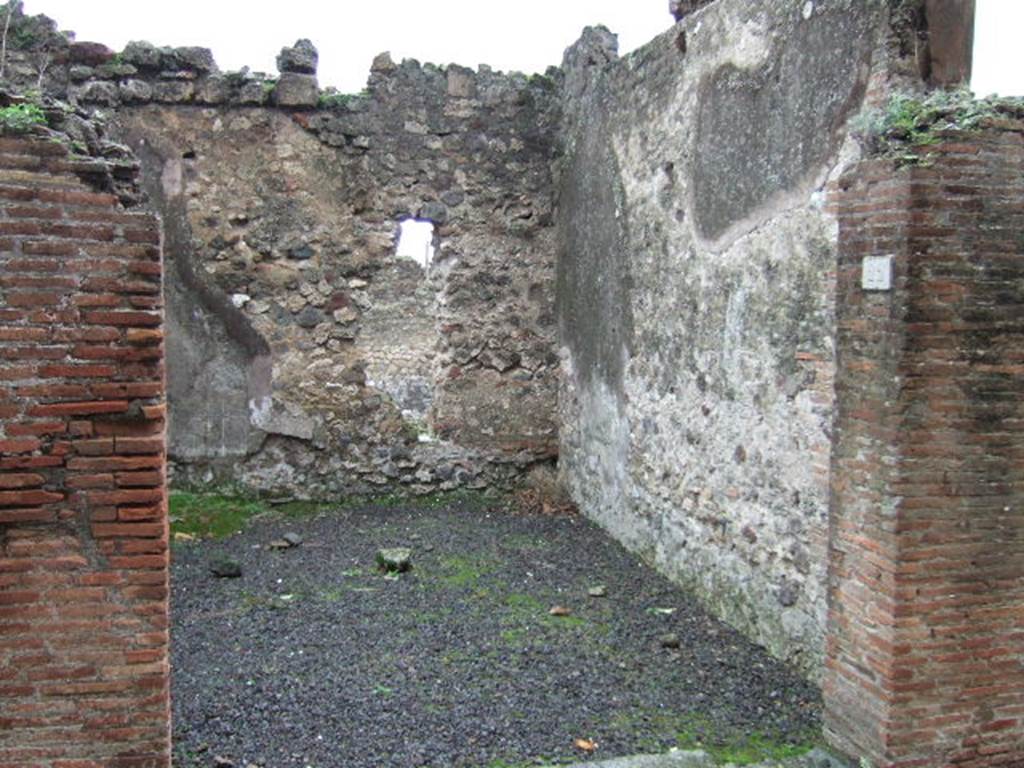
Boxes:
[861,255,893,291]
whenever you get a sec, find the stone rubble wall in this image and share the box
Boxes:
[0,5,563,497]
[555,0,914,679]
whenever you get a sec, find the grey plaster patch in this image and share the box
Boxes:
[556,76,634,394]
[693,2,873,242]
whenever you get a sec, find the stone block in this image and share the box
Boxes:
[153,80,195,103]
[122,40,162,70]
[238,80,270,105]
[119,79,153,104]
[175,46,217,73]
[78,80,120,106]
[272,72,319,108]
[69,41,115,66]
[196,75,231,105]
[277,39,318,74]
[447,65,476,98]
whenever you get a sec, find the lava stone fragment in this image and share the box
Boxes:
[376,547,412,573]
[277,39,319,75]
[210,558,242,578]
[121,40,163,70]
[272,72,319,108]
[295,306,325,329]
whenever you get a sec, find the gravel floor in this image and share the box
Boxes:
[170,498,821,768]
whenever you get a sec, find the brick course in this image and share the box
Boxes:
[825,126,1024,767]
[0,138,169,768]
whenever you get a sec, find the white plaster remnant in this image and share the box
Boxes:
[250,397,316,441]
[248,396,271,426]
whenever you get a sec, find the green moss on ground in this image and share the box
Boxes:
[168,488,497,540]
[169,492,268,539]
[602,709,820,766]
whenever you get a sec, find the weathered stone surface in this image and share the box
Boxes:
[252,401,317,441]
[277,39,318,74]
[152,79,195,103]
[376,547,412,573]
[210,558,242,578]
[122,40,163,70]
[237,79,270,105]
[119,79,153,103]
[69,65,95,82]
[659,633,681,649]
[68,41,115,66]
[273,72,319,107]
[669,0,717,21]
[295,305,325,328]
[197,75,231,104]
[78,80,119,106]
[94,61,138,80]
[175,46,217,73]
[692,2,874,240]
[446,65,476,98]
[417,201,447,224]
[371,51,397,73]
[556,0,895,679]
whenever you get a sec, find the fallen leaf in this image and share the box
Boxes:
[574,737,597,752]
[173,532,195,542]
[549,605,572,616]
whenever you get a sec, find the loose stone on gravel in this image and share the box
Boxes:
[375,546,412,572]
[589,585,608,597]
[208,558,241,578]
[269,532,304,550]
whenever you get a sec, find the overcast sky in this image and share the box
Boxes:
[20,0,1024,97]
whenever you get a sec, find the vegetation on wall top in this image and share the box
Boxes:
[0,97,43,132]
[856,89,1024,166]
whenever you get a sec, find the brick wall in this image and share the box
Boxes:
[0,137,169,768]
[825,125,1024,767]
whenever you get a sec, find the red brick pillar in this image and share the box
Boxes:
[825,125,1024,767]
[0,138,169,768]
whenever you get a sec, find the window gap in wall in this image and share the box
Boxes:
[395,218,436,270]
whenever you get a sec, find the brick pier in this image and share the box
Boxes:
[0,137,169,768]
[826,126,1024,767]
